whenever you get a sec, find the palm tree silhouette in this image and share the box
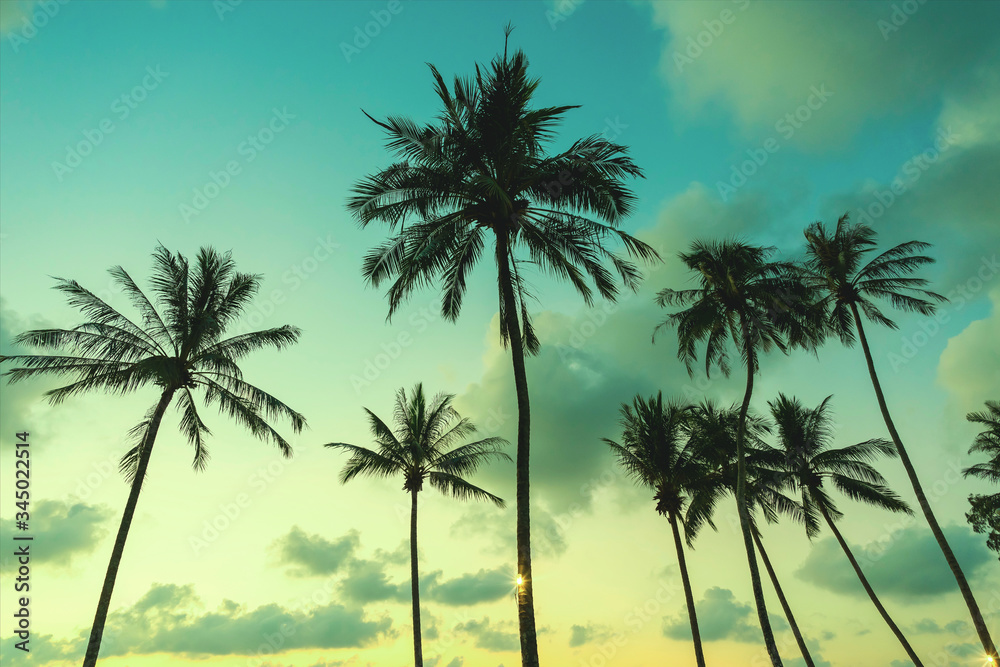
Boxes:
[603,393,707,666]
[0,246,305,666]
[346,27,658,665]
[769,394,924,666]
[654,239,821,666]
[964,400,1000,557]
[324,383,510,667]
[801,214,997,659]
[684,401,818,667]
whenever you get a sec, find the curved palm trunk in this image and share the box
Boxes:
[410,488,423,667]
[736,316,784,666]
[83,387,176,667]
[850,303,997,659]
[496,232,540,667]
[818,503,924,666]
[668,512,706,667]
[752,529,815,667]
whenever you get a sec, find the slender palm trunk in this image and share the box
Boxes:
[668,512,706,667]
[752,529,815,667]
[83,388,176,667]
[410,488,423,667]
[736,315,783,666]
[851,303,997,659]
[496,232,539,667]
[818,503,924,666]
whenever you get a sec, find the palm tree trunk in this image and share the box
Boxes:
[496,232,539,667]
[850,303,997,659]
[752,529,815,667]
[83,387,176,667]
[736,315,783,667]
[410,488,423,667]
[818,503,924,666]
[668,512,706,667]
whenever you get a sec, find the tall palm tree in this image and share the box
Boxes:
[0,246,306,666]
[347,28,658,665]
[770,394,924,666]
[325,383,510,667]
[684,401,818,667]
[603,393,707,667]
[964,400,1000,557]
[654,240,821,666]
[801,214,996,659]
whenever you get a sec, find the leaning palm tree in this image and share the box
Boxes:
[654,240,822,666]
[325,383,509,667]
[964,400,1000,557]
[684,401,818,667]
[347,28,658,665]
[603,393,707,667]
[0,246,306,666]
[770,394,924,666]
[801,214,996,659]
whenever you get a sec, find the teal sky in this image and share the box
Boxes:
[1,1,999,666]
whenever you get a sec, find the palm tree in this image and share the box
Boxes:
[654,240,821,666]
[347,28,658,665]
[325,383,510,667]
[0,246,306,666]
[964,400,1000,557]
[603,393,707,667]
[801,214,997,659]
[769,394,924,666]
[684,401,818,667]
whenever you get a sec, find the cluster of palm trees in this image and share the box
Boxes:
[1,31,996,667]
[604,392,920,665]
[636,221,997,665]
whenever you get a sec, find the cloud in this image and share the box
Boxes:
[453,617,519,653]
[662,587,785,643]
[568,623,615,648]
[0,300,58,441]
[0,0,34,34]
[796,524,993,600]
[455,313,660,516]
[338,558,514,609]
[98,583,391,657]
[279,526,515,610]
[645,0,1000,148]
[14,583,391,662]
[664,587,790,643]
[337,557,410,605]
[938,287,1000,415]
[424,567,512,606]
[936,53,1000,149]
[450,503,569,560]
[271,526,361,577]
[0,499,112,571]
[821,121,1000,295]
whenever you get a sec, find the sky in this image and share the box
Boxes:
[0,1,998,666]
